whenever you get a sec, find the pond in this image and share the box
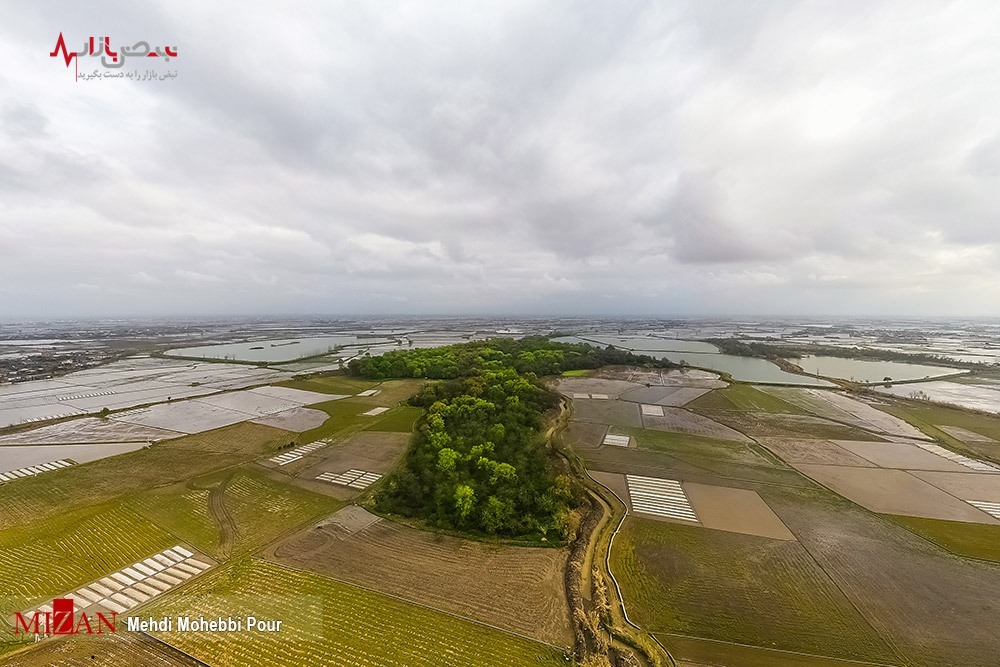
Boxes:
[553,336,833,385]
[794,355,963,383]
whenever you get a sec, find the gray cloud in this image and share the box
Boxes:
[1,0,999,317]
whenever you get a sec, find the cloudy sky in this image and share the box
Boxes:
[1,1,998,317]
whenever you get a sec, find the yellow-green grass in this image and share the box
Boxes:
[612,517,893,663]
[224,469,342,554]
[0,423,293,531]
[365,406,423,433]
[126,468,341,558]
[689,384,807,414]
[142,559,565,667]
[280,376,376,396]
[295,399,375,444]
[886,514,1000,562]
[621,426,777,466]
[0,504,176,616]
[561,369,591,377]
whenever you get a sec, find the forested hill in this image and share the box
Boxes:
[349,338,677,540]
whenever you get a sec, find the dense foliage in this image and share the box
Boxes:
[353,338,676,538]
[347,336,679,380]
[708,338,981,368]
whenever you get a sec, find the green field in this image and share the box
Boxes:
[622,426,777,466]
[886,514,1000,562]
[295,399,377,443]
[280,376,376,395]
[126,468,341,558]
[689,384,807,414]
[142,558,565,667]
[0,504,176,614]
[561,369,591,377]
[365,406,423,433]
[612,517,893,662]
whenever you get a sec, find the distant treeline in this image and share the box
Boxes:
[707,338,982,369]
[347,336,680,380]
[349,337,676,539]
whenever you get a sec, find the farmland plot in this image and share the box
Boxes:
[0,417,179,444]
[269,511,572,646]
[612,516,894,663]
[143,559,565,667]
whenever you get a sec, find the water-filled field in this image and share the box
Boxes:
[795,355,962,383]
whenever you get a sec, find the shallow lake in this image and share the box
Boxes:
[165,335,390,363]
[794,355,963,383]
[553,336,832,385]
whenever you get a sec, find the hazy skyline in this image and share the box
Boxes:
[2,1,999,317]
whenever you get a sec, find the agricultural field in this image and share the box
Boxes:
[761,483,1000,667]
[279,376,377,396]
[142,558,566,667]
[269,507,572,646]
[364,405,423,433]
[612,517,895,663]
[689,384,807,414]
[0,417,179,444]
[885,514,1000,561]
[294,431,410,496]
[878,401,1000,463]
[0,503,176,618]
[292,398,381,444]
[0,422,293,530]
[126,467,341,558]
[4,632,203,666]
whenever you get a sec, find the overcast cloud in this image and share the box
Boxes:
[1,1,998,317]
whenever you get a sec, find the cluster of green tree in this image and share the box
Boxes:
[708,338,980,369]
[347,336,679,380]
[374,363,581,538]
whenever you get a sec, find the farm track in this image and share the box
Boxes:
[208,472,238,559]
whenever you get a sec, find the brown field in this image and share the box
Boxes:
[618,386,713,406]
[555,377,644,398]
[562,421,609,450]
[300,430,409,476]
[268,509,572,646]
[641,407,751,442]
[759,438,877,467]
[571,398,643,427]
[832,440,971,471]
[589,366,726,388]
[761,484,1000,667]
[684,483,796,540]
[909,470,1000,500]
[795,464,998,523]
[665,634,895,667]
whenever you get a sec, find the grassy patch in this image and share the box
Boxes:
[367,406,423,433]
[612,517,893,662]
[561,369,591,377]
[126,482,219,555]
[0,504,176,614]
[224,469,342,555]
[886,514,1000,562]
[279,376,375,395]
[689,384,807,414]
[295,399,373,444]
[142,558,565,667]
